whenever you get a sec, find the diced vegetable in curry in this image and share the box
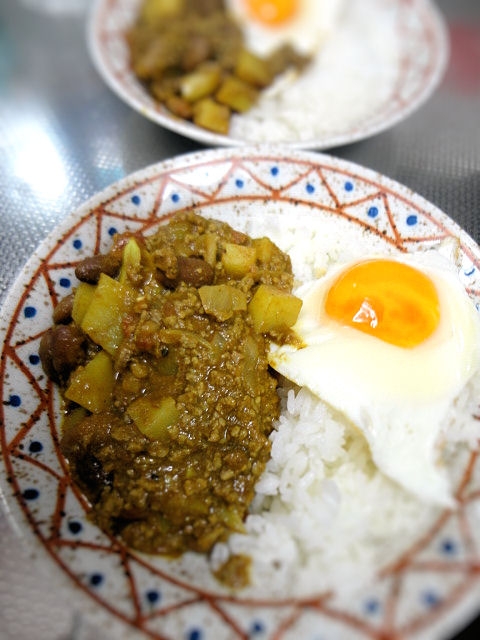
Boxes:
[39,211,301,587]
[127,0,311,133]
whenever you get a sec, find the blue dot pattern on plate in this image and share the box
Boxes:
[235,178,244,188]
[250,620,265,634]
[23,488,39,500]
[108,227,118,236]
[28,441,43,453]
[29,354,40,365]
[171,193,180,203]
[146,590,161,604]
[364,598,381,615]
[90,573,104,587]
[59,277,71,288]
[8,394,21,407]
[306,183,315,194]
[440,538,457,555]
[24,306,36,318]
[422,590,441,608]
[270,166,279,176]
[406,214,418,226]
[68,521,83,535]
[187,630,202,640]
[368,206,379,218]
[131,194,141,205]
[344,181,354,192]
[73,239,82,250]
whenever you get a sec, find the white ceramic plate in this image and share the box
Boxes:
[1,147,480,640]
[87,0,449,149]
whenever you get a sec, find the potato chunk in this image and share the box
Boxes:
[199,284,247,321]
[127,396,179,440]
[65,351,115,414]
[221,243,256,278]
[252,236,276,263]
[216,75,258,113]
[72,282,96,326]
[234,48,273,87]
[80,273,130,355]
[139,0,185,22]
[180,63,222,102]
[248,284,302,333]
[192,98,230,134]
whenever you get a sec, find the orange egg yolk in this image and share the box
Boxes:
[324,259,441,348]
[244,0,299,25]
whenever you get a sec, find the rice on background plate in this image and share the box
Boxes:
[229,0,400,143]
[1,147,480,640]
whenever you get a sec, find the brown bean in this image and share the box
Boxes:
[75,253,122,284]
[158,256,215,289]
[176,256,214,287]
[52,293,74,324]
[165,95,194,120]
[39,324,88,385]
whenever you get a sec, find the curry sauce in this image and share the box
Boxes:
[40,212,301,583]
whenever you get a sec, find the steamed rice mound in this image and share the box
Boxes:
[207,211,480,598]
[211,377,480,597]
[229,0,400,144]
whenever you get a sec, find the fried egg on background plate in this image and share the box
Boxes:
[226,0,345,57]
[269,252,480,507]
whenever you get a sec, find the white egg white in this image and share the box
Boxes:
[226,0,345,57]
[269,251,480,507]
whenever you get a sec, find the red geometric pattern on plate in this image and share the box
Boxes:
[1,152,480,640]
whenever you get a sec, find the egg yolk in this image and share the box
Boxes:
[324,259,441,348]
[244,0,299,25]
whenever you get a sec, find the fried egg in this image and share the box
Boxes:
[269,252,480,506]
[226,0,344,57]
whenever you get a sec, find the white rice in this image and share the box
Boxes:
[229,0,400,143]
[206,211,480,599]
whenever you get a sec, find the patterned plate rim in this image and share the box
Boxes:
[1,146,480,640]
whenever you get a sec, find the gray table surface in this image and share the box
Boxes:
[1,0,480,638]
